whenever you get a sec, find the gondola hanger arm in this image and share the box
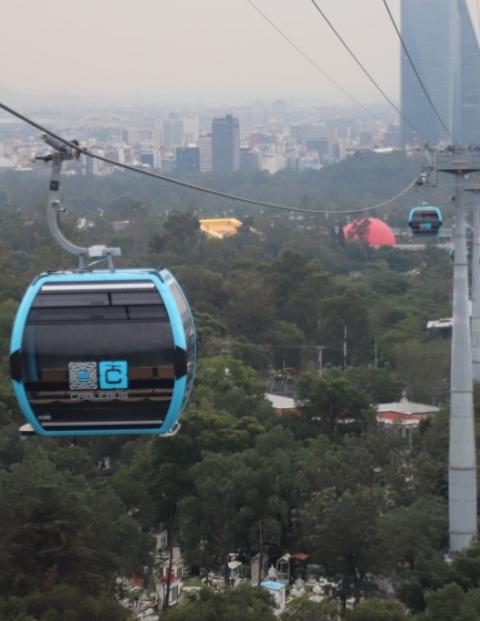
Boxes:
[38,134,121,271]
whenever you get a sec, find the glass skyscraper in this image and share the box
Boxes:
[458,0,480,144]
[401,0,480,145]
[212,115,240,174]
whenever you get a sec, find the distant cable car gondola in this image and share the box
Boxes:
[9,135,196,437]
[408,205,443,236]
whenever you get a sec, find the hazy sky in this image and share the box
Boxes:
[1,0,479,105]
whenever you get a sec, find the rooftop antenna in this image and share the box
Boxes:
[36,134,121,270]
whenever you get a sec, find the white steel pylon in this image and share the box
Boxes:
[437,148,478,553]
[471,193,480,380]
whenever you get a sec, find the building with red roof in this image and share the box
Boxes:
[376,393,439,434]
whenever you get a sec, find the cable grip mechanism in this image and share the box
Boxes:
[36,134,121,271]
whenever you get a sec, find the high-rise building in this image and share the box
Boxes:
[183,114,200,143]
[198,134,213,174]
[212,115,240,174]
[162,114,184,148]
[458,0,480,144]
[307,137,330,161]
[240,147,259,172]
[176,146,200,172]
[152,125,163,149]
[140,151,154,168]
[401,0,480,145]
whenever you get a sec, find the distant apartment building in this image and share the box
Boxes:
[152,125,163,149]
[240,147,259,172]
[198,134,213,173]
[260,147,286,175]
[212,115,240,174]
[85,154,103,176]
[157,147,175,172]
[162,114,184,147]
[183,114,200,143]
[126,127,141,146]
[306,136,330,161]
[401,0,480,144]
[175,146,200,172]
[140,151,154,168]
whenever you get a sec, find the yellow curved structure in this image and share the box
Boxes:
[199,218,242,239]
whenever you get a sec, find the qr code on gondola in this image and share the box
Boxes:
[68,362,98,390]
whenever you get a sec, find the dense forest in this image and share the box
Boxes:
[0,151,476,621]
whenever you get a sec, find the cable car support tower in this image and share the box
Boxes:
[435,148,480,553]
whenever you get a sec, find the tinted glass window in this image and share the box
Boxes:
[23,288,174,379]
[24,321,173,373]
[111,292,162,305]
[170,282,196,398]
[128,306,167,320]
[34,292,110,307]
[29,306,128,323]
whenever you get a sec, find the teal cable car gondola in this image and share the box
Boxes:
[9,136,196,437]
[10,269,195,437]
[408,205,443,236]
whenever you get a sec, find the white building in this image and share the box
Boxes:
[376,393,439,434]
[199,134,212,173]
[260,147,286,175]
[261,580,287,611]
[183,114,200,143]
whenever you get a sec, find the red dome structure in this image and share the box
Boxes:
[343,217,396,247]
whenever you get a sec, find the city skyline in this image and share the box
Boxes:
[2,0,480,107]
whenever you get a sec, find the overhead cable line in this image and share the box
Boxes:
[0,99,418,215]
[381,0,455,143]
[307,0,428,143]
[244,0,381,123]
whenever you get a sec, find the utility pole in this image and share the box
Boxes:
[437,148,479,553]
[316,345,325,374]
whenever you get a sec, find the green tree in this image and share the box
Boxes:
[346,366,403,404]
[298,486,384,606]
[0,597,34,621]
[163,584,276,621]
[179,452,242,578]
[317,287,372,366]
[281,596,338,620]
[378,497,447,572]
[411,411,449,499]
[266,320,306,370]
[346,597,406,621]
[392,339,449,404]
[397,544,480,613]
[270,256,331,337]
[225,272,275,340]
[25,584,130,621]
[297,370,373,438]
[417,582,466,621]
[0,445,151,597]
[193,356,269,420]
